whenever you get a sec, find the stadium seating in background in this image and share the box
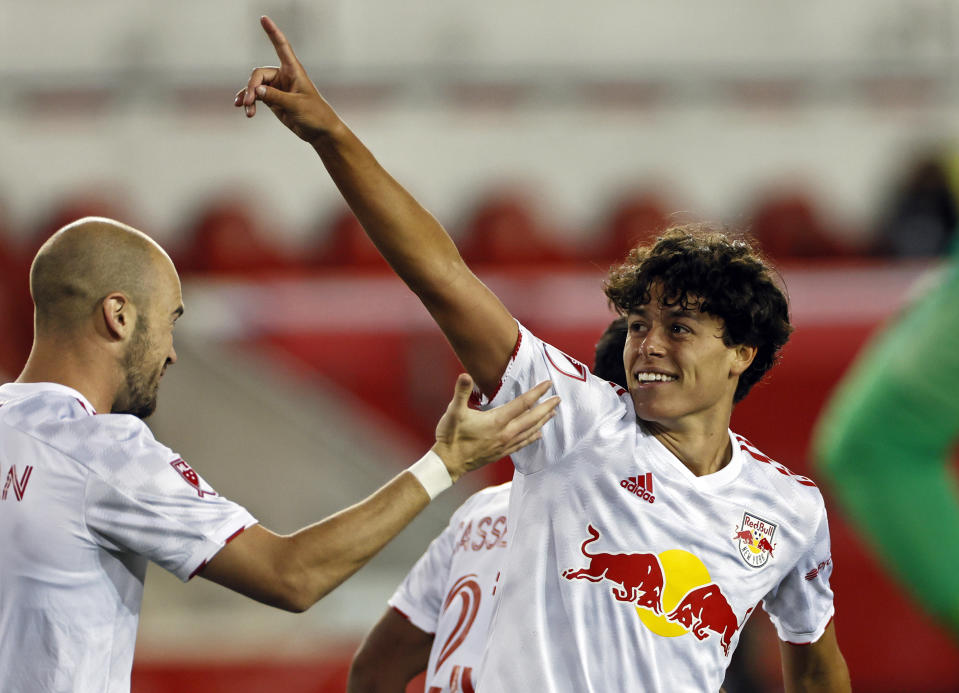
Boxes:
[27,190,134,260]
[175,196,294,276]
[458,190,573,266]
[310,207,390,271]
[873,152,958,257]
[0,204,31,376]
[589,190,673,265]
[746,189,855,261]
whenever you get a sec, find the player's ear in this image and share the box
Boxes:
[101,293,135,341]
[729,344,757,377]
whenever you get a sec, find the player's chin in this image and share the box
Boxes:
[631,398,682,427]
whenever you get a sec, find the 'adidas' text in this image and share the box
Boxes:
[620,473,655,504]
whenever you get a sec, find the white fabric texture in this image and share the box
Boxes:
[390,483,511,693]
[475,323,835,693]
[0,382,256,693]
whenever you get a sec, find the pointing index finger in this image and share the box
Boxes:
[260,15,299,67]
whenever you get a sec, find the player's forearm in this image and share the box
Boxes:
[782,663,851,693]
[779,624,851,693]
[309,120,520,392]
[280,470,430,611]
[815,262,959,634]
[311,121,466,298]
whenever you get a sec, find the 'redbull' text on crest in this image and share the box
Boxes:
[734,511,777,568]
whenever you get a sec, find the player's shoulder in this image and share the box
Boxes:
[517,321,630,401]
[454,482,512,519]
[467,481,512,504]
[734,433,826,513]
[12,395,172,473]
[0,383,92,426]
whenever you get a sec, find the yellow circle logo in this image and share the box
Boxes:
[637,549,711,637]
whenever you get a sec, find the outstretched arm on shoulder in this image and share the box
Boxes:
[199,375,557,611]
[237,16,517,394]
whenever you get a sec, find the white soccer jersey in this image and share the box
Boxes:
[0,382,256,693]
[390,483,511,693]
[476,323,835,693]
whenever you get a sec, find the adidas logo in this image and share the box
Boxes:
[620,472,655,504]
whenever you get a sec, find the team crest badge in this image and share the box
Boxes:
[733,512,777,568]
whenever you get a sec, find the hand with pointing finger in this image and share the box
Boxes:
[235,16,343,144]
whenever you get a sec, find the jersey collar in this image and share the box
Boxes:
[646,429,744,492]
[0,381,98,415]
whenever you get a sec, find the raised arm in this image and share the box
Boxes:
[236,16,518,394]
[814,258,959,638]
[199,375,557,611]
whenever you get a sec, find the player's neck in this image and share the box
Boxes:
[16,337,119,414]
[642,412,733,477]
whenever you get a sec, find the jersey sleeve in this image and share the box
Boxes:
[761,505,836,644]
[388,509,459,634]
[479,321,628,475]
[82,416,256,582]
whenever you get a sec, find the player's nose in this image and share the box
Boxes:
[641,325,666,358]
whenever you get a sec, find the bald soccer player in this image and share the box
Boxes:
[0,217,558,693]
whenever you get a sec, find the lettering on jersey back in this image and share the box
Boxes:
[455,515,507,553]
[1,465,33,501]
[427,665,475,693]
[435,575,482,675]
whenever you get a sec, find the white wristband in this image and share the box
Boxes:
[408,450,454,500]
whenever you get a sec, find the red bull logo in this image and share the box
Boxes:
[666,584,752,656]
[564,524,751,656]
[562,525,664,613]
[734,511,777,568]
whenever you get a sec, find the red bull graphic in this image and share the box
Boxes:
[666,584,751,656]
[734,511,777,568]
[562,525,664,613]
[564,525,752,656]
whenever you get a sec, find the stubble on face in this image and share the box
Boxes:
[113,317,165,419]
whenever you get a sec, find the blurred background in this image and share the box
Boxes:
[2,1,959,690]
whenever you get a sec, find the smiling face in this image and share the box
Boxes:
[624,285,754,432]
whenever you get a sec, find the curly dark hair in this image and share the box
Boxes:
[603,224,792,403]
[593,317,628,389]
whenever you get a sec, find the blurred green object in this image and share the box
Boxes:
[814,243,959,638]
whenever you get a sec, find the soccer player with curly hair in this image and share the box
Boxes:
[239,16,850,691]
